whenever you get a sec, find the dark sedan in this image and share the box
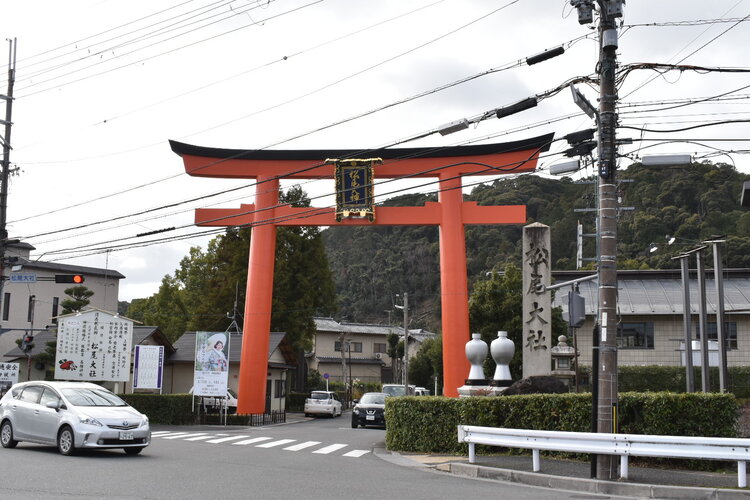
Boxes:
[351,392,387,428]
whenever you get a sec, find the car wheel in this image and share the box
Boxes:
[57,426,76,456]
[0,421,17,448]
[124,447,145,455]
[351,419,358,429]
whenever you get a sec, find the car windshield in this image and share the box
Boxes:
[360,393,385,405]
[310,392,331,400]
[61,388,128,407]
[381,385,405,396]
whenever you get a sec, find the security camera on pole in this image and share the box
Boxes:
[570,0,623,480]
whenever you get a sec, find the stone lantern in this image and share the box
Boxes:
[550,335,576,386]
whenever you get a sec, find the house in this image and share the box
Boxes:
[551,269,750,368]
[168,331,296,413]
[0,241,124,363]
[308,317,436,384]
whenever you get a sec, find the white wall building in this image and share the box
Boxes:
[1,242,124,361]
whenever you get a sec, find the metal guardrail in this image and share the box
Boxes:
[457,425,750,487]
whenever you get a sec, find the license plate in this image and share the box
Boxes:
[119,431,134,440]
[366,415,375,421]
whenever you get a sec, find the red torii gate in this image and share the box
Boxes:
[171,134,553,414]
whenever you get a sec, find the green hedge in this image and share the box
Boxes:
[119,394,197,425]
[575,366,750,398]
[385,392,738,456]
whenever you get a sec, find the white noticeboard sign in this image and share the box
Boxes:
[133,345,164,390]
[0,362,19,394]
[193,331,229,397]
[55,310,134,382]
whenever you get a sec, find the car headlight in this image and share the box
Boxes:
[79,415,103,427]
[353,407,360,415]
[141,416,149,427]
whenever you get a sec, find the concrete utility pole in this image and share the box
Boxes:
[0,39,17,308]
[595,1,621,480]
[395,293,409,393]
[571,0,623,479]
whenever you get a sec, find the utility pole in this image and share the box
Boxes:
[594,0,621,480]
[0,39,17,309]
[395,293,410,394]
[570,0,623,479]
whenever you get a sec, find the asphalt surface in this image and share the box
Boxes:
[284,412,750,499]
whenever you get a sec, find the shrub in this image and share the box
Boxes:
[385,392,737,459]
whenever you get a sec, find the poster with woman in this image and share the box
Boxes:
[193,332,230,397]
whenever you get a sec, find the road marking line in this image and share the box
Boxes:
[184,435,215,441]
[206,435,250,444]
[342,449,370,458]
[150,431,173,436]
[152,432,190,438]
[256,439,296,448]
[233,437,272,446]
[283,441,321,451]
[312,444,348,454]
[162,433,204,440]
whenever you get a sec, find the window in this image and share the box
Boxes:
[617,322,654,349]
[696,322,737,350]
[274,379,286,398]
[40,388,62,408]
[335,341,362,353]
[2,293,9,321]
[19,386,43,404]
[374,343,387,353]
[52,297,59,323]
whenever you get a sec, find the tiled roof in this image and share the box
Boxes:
[551,270,750,316]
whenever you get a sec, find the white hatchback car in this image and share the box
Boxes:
[304,391,342,418]
[0,381,150,456]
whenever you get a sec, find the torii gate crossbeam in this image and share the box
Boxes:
[171,134,553,414]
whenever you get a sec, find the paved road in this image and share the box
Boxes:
[0,414,636,499]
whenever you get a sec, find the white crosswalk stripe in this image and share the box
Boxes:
[233,437,272,446]
[342,449,370,458]
[206,435,250,444]
[312,444,348,454]
[283,441,321,451]
[184,435,215,441]
[160,432,198,440]
[152,430,370,458]
[256,439,296,448]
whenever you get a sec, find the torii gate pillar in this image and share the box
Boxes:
[242,175,279,410]
[171,134,553,413]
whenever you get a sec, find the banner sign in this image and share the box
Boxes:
[193,331,229,397]
[0,362,19,395]
[332,158,381,222]
[55,310,134,381]
[133,345,164,390]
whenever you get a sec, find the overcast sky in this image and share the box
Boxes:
[2,0,749,301]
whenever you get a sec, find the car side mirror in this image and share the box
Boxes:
[46,401,61,411]
[352,399,359,404]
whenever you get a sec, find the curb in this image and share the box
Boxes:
[441,462,750,500]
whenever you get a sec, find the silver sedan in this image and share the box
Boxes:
[0,381,150,456]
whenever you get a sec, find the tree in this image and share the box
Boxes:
[408,336,442,391]
[126,186,337,351]
[61,285,93,314]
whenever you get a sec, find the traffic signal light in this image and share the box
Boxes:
[567,290,586,328]
[20,334,34,353]
[55,274,85,284]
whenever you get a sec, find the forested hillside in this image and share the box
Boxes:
[322,161,750,330]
